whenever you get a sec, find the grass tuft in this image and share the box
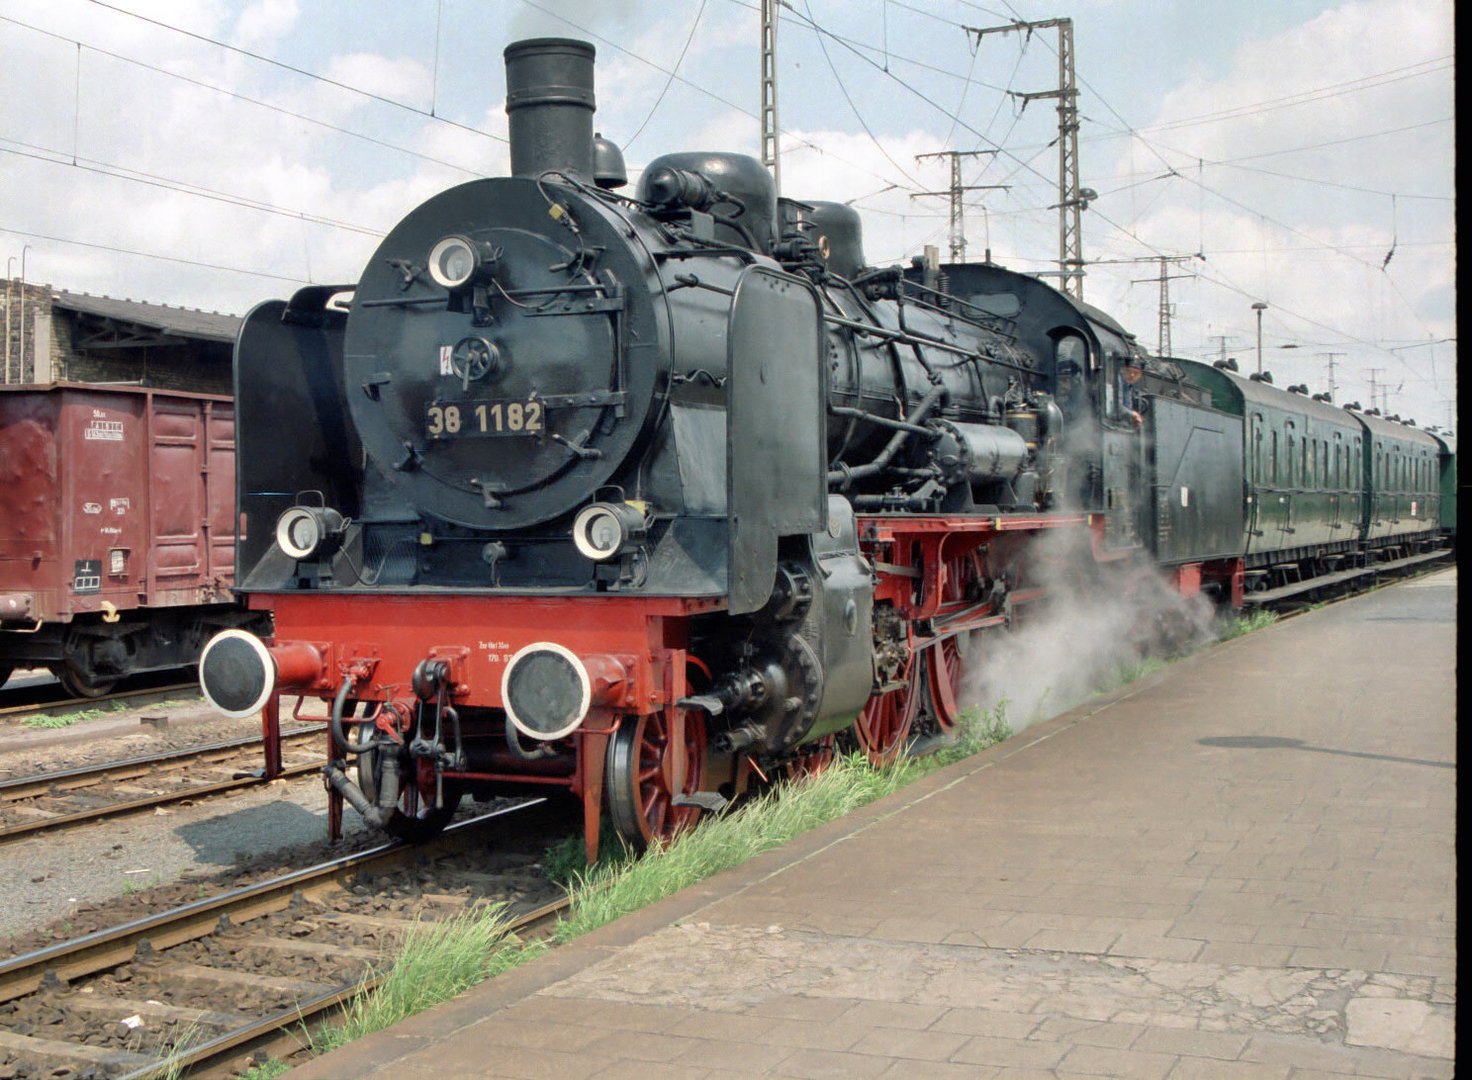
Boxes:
[1102,655,1170,692]
[1218,608,1279,641]
[238,1062,291,1080]
[23,699,132,728]
[20,696,199,730]
[22,713,84,730]
[308,904,544,1056]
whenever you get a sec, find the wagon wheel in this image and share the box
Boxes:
[787,733,838,779]
[852,650,920,766]
[52,661,118,699]
[606,709,708,851]
[363,750,462,843]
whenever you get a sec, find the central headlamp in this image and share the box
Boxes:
[275,505,347,561]
[428,235,496,289]
[571,502,648,562]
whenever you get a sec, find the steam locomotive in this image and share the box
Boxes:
[197,38,1454,860]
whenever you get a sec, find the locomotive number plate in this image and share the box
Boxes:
[426,398,544,439]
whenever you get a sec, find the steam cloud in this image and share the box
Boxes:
[957,528,1218,732]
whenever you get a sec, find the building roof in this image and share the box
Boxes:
[51,290,242,344]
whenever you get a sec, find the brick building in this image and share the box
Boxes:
[1,279,239,394]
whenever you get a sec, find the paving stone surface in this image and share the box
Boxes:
[291,569,1455,1079]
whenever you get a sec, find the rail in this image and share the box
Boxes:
[0,729,323,843]
[0,802,564,1078]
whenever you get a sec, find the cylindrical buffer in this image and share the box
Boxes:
[199,630,326,719]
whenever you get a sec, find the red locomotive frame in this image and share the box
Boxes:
[250,510,1192,861]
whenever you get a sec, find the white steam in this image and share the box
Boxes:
[958,530,1218,732]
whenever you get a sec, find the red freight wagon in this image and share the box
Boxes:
[0,383,266,695]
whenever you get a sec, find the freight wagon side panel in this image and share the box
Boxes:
[147,394,230,607]
[59,389,152,621]
[0,391,64,621]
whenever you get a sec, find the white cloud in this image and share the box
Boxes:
[233,0,298,49]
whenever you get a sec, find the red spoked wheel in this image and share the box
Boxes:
[852,650,920,766]
[787,734,838,780]
[606,709,709,851]
[925,634,967,733]
[925,548,987,733]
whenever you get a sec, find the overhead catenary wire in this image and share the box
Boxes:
[84,0,507,143]
[0,223,308,284]
[622,0,707,152]
[0,140,386,237]
[980,0,1449,393]
[515,0,921,193]
[800,0,924,189]
[0,14,490,178]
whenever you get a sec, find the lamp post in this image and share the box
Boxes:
[3,256,13,384]
[19,245,32,384]
[1251,301,1268,374]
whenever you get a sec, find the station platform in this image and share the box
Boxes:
[293,568,1456,1079]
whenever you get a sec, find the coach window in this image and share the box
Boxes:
[1250,414,1263,482]
[1270,430,1279,485]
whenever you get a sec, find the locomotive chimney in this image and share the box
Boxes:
[504,38,596,180]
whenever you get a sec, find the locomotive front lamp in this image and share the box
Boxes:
[275,505,347,561]
[572,502,648,561]
[427,235,497,289]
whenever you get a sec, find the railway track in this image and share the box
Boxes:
[0,680,201,723]
[0,729,324,843]
[0,801,569,1078]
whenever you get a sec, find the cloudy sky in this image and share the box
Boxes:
[0,0,1455,427]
